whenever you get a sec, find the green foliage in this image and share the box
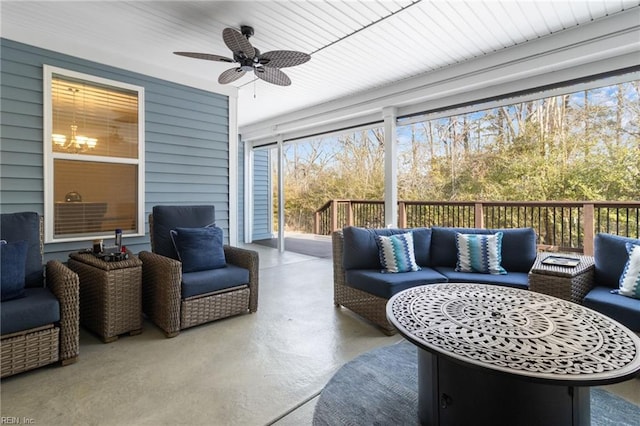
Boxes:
[279,81,640,232]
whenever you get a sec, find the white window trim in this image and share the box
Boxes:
[43,65,145,243]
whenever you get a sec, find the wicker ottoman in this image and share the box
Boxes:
[68,252,143,343]
[528,253,595,303]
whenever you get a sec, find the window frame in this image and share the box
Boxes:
[43,65,145,243]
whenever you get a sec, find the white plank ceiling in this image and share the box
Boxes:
[1,1,639,130]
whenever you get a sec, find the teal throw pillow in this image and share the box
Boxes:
[170,226,226,273]
[1,240,28,301]
[619,243,640,299]
[455,232,507,274]
[376,232,420,273]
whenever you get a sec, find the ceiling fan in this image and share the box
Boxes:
[174,25,310,87]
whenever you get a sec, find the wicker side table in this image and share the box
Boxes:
[528,253,595,303]
[68,251,143,343]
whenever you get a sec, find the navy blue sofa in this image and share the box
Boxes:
[332,226,537,334]
[582,233,640,331]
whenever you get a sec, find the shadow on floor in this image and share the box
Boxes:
[253,235,332,259]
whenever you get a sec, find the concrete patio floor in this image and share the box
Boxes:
[1,243,637,425]
[0,244,401,425]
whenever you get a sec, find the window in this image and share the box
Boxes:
[43,65,145,243]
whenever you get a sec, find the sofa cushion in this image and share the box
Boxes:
[0,212,43,288]
[345,268,447,299]
[583,286,640,331]
[181,264,250,299]
[1,240,28,301]
[594,233,640,289]
[431,227,536,272]
[170,226,226,273]
[0,288,60,335]
[152,205,216,260]
[342,226,432,270]
[619,243,640,299]
[377,232,420,273]
[434,267,529,290]
[455,232,506,274]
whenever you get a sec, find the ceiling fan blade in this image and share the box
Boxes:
[218,67,246,84]
[260,50,311,68]
[255,67,291,86]
[222,27,255,59]
[174,52,234,63]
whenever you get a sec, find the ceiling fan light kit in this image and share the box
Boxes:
[174,25,310,86]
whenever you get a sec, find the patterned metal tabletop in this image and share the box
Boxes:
[387,283,640,385]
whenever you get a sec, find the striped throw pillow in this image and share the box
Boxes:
[455,232,507,275]
[619,243,640,299]
[377,232,420,273]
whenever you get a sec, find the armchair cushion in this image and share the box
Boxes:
[1,240,28,301]
[0,212,43,288]
[170,226,226,273]
[1,288,60,335]
[181,264,250,299]
[152,205,216,260]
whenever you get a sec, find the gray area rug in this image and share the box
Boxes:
[313,341,640,426]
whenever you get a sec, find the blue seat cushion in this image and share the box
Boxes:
[152,205,216,260]
[342,226,432,270]
[0,212,43,288]
[181,264,250,299]
[431,227,537,273]
[345,267,447,299]
[594,233,640,289]
[433,267,529,290]
[583,286,640,331]
[1,288,60,335]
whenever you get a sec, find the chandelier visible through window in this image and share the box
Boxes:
[52,86,98,153]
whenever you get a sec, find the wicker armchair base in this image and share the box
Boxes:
[181,286,251,330]
[1,326,59,378]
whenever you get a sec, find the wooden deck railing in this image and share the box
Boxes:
[313,200,640,255]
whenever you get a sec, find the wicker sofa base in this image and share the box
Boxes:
[180,286,251,331]
[334,284,396,336]
[1,326,60,378]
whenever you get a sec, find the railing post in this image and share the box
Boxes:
[314,211,320,235]
[398,202,407,228]
[347,201,353,227]
[331,200,339,232]
[474,203,484,229]
[583,203,595,256]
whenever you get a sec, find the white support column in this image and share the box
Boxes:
[228,94,239,245]
[244,143,253,244]
[383,107,398,228]
[277,135,285,253]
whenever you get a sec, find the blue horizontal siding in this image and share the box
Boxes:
[0,38,232,260]
[252,149,272,240]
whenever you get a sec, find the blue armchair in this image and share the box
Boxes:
[138,205,259,337]
[1,212,79,377]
